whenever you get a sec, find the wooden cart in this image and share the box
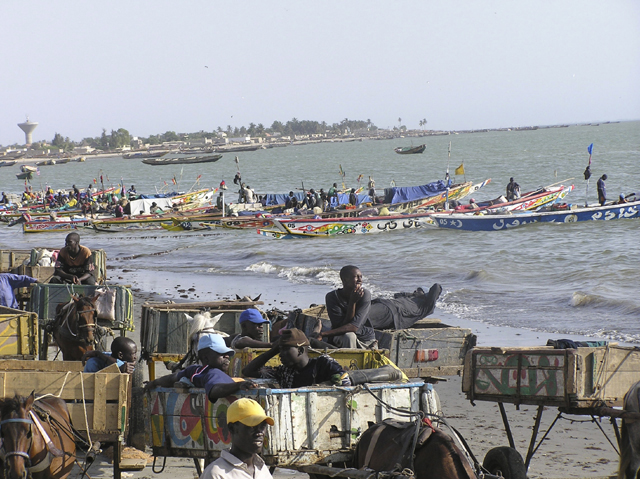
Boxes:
[0,360,131,479]
[462,345,640,471]
[146,380,442,476]
[0,306,39,359]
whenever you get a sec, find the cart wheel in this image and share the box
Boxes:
[482,446,527,479]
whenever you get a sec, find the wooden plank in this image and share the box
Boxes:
[67,404,121,432]
[0,360,84,372]
[93,373,107,431]
[143,301,263,310]
[0,371,124,400]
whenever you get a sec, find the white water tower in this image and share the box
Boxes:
[18,118,38,146]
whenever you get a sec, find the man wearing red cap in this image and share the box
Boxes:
[200,398,274,479]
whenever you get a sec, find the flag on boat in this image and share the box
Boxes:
[455,164,465,175]
[587,143,593,165]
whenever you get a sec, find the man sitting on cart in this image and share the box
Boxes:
[49,233,96,285]
[242,328,351,388]
[83,337,138,374]
[227,308,274,349]
[200,398,274,479]
[145,333,257,401]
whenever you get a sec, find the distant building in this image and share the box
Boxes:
[73,146,96,154]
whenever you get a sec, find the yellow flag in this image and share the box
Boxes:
[455,163,465,175]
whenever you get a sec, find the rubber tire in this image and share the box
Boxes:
[482,446,527,479]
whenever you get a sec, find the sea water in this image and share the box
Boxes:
[1,121,638,343]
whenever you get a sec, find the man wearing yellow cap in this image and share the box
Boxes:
[200,398,274,479]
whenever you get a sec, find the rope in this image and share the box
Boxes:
[80,373,93,446]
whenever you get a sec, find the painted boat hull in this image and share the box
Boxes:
[431,200,640,231]
[271,211,434,237]
[23,218,94,233]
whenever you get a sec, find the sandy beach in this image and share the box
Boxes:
[68,265,620,479]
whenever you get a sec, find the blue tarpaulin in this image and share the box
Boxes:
[384,180,447,204]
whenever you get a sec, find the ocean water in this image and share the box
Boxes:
[1,121,639,343]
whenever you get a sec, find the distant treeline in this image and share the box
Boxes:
[30,118,379,151]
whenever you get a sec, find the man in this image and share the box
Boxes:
[244,185,256,204]
[242,328,350,387]
[199,398,274,479]
[229,308,273,349]
[368,284,442,330]
[322,265,376,349]
[506,177,520,201]
[285,191,298,210]
[216,192,225,210]
[83,337,137,374]
[597,174,607,205]
[348,188,357,206]
[144,333,256,402]
[0,273,38,309]
[50,233,96,285]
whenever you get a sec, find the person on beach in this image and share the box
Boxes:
[83,337,138,374]
[367,283,443,330]
[228,308,273,349]
[321,265,377,349]
[242,328,351,387]
[50,233,96,285]
[199,398,274,479]
[144,333,257,402]
[0,273,38,309]
[506,177,520,201]
[597,174,607,205]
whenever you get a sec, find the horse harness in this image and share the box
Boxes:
[0,407,66,473]
[56,300,97,342]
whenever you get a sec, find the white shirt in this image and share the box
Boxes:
[200,449,272,479]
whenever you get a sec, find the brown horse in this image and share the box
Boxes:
[52,294,98,360]
[0,393,76,479]
[618,380,640,479]
[354,418,477,479]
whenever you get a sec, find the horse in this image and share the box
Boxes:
[0,393,76,479]
[51,294,98,361]
[618,380,640,479]
[354,418,477,479]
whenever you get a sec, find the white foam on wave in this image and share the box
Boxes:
[246,261,342,287]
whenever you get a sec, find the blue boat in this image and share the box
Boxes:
[430,199,640,231]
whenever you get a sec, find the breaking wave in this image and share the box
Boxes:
[246,261,342,287]
[570,291,640,315]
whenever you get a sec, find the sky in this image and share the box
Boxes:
[1,0,639,146]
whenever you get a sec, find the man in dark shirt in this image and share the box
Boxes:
[321,265,376,349]
[50,233,96,285]
[597,174,607,205]
[242,328,350,388]
[145,333,257,402]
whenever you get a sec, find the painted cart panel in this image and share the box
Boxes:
[462,345,640,407]
[28,283,133,330]
[147,381,434,466]
[0,307,39,358]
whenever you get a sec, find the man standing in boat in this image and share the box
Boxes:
[50,233,96,285]
[506,177,520,201]
[597,174,607,205]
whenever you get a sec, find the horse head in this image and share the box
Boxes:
[0,392,36,479]
[74,295,98,346]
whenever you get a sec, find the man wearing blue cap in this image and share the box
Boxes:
[145,333,257,401]
[229,308,273,349]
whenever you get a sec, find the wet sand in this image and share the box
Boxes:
[81,266,619,479]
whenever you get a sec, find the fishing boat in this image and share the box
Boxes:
[430,198,640,232]
[264,211,435,238]
[123,150,170,159]
[20,165,38,173]
[141,154,223,166]
[0,160,16,167]
[214,145,260,153]
[22,217,95,233]
[16,171,33,180]
[35,158,70,166]
[394,144,426,154]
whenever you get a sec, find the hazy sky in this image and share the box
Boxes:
[1,1,639,145]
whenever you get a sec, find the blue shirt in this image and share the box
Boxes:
[176,365,235,397]
[84,352,126,372]
[0,274,37,309]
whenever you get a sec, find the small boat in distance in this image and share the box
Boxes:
[123,150,170,159]
[0,160,16,167]
[394,144,426,155]
[141,154,223,166]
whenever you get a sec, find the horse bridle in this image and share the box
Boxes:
[0,417,35,467]
[61,303,97,342]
